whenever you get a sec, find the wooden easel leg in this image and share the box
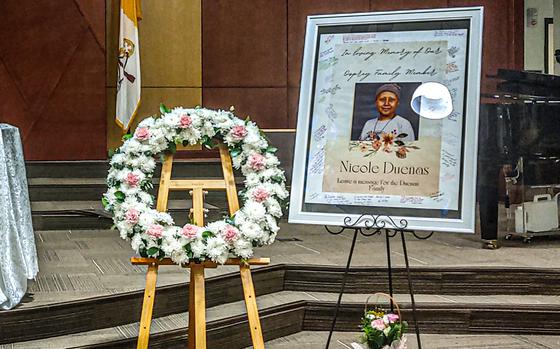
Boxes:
[188,266,196,349]
[239,264,265,348]
[137,263,158,349]
[188,264,207,349]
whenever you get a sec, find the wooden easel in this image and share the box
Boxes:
[131,143,269,349]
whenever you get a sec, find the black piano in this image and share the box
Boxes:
[478,69,560,241]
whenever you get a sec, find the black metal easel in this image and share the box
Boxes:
[324,214,433,349]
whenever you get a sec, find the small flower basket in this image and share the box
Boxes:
[360,293,408,349]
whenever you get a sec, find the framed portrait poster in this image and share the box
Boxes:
[289,7,483,233]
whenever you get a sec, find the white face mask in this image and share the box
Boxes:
[410,82,453,119]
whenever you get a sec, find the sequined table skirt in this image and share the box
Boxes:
[0,124,38,310]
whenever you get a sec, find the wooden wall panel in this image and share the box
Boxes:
[204,88,288,129]
[0,0,106,160]
[201,0,288,129]
[448,0,524,93]
[287,0,370,87]
[202,0,287,87]
[287,0,370,127]
[370,0,448,11]
[29,30,105,160]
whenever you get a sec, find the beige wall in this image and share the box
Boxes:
[524,0,554,72]
[106,0,202,150]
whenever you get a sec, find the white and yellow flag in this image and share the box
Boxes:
[116,0,142,131]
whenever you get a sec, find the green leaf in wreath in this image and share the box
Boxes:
[159,103,171,114]
[396,133,408,138]
[394,140,405,146]
[271,175,284,183]
[114,191,125,202]
[167,141,177,154]
[147,247,160,256]
[230,148,241,157]
[266,146,278,153]
[101,197,109,209]
[202,230,215,239]
[108,148,116,158]
[201,135,214,149]
[259,129,270,142]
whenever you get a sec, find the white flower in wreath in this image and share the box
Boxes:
[205,236,228,264]
[244,173,261,187]
[137,192,154,205]
[233,238,253,258]
[213,111,236,131]
[239,221,264,240]
[131,234,145,252]
[243,201,267,221]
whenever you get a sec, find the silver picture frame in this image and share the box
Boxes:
[289,7,484,233]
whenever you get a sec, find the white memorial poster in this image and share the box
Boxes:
[304,29,468,211]
[290,8,483,232]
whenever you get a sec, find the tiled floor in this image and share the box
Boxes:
[259,332,560,349]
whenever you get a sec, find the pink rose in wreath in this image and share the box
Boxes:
[147,224,164,238]
[125,208,140,224]
[223,224,240,242]
[179,114,193,128]
[230,125,248,140]
[248,153,266,171]
[181,224,199,239]
[135,127,150,141]
[125,172,140,187]
[252,187,270,203]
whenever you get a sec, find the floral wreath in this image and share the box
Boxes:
[103,105,288,264]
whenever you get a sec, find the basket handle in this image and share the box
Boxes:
[364,292,402,323]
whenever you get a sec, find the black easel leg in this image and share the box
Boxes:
[400,231,422,349]
[385,230,394,312]
[325,228,359,349]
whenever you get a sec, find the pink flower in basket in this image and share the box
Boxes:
[386,313,399,323]
[371,318,386,331]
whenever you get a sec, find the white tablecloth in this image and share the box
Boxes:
[0,124,38,310]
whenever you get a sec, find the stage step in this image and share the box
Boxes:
[25,160,224,179]
[30,198,231,230]
[26,161,243,230]
[4,292,560,348]
[4,265,560,346]
[27,177,241,202]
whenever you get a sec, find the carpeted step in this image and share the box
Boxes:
[4,292,560,348]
